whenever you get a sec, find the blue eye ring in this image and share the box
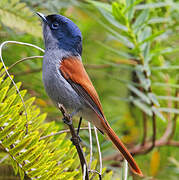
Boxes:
[51,22,59,29]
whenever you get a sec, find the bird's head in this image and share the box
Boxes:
[37,12,82,56]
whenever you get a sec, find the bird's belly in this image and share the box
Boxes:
[42,61,83,113]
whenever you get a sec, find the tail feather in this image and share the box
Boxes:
[104,125,143,176]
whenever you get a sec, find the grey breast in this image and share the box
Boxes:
[42,48,83,112]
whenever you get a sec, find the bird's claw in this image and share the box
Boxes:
[77,135,82,143]
[62,117,72,125]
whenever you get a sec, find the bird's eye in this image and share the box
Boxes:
[51,22,59,29]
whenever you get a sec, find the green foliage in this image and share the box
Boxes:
[0,0,41,37]
[0,64,112,179]
[89,0,179,122]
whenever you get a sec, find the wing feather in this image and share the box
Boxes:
[60,57,105,121]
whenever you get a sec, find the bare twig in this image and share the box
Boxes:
[83,164,87,180]
[143,71,156,153]
[88,122,93,170]
[158,76,178,143]
[168,88,179,140]
[14,68,42,76]
[141,112,147,146]
[94,126,102,179]
[39,127,93,140]
[0,56,43,76]
[124,160,128,180]
[103,139,179,162]
[58,104,89,180]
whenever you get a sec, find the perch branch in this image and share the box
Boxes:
[168,87,179,140]
[142,70,156,153]
[141,112,147,146]
[103,139,179,162]
[58,104,89,180]
[88,122,93,170]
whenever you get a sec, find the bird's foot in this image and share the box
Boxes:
[62,116,72,125]
[77,135,82,142]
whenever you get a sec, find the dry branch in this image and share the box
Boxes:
[58,104,89,180]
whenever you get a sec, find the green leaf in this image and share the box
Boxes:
[130,97,152,116]
[139,30,165,45]
[4,94,17,109]
[153,83,179,89]
[97,41,134,59]
[112,2,127,25]
[157,108,179,114]
[133,9,149,33]
[156,96,179,102]
[96,20,133,48]
[135,67,151,90]
[138,26,152,43]
[152,107,166,122]
[88,0,112,12]
[151,65,179,71]
[126,0,135,21]
[19,166,25,180]
[9,136,32,156]
[0,123,16,140]
[101,9,128,31]
[135,2,171,10]
[0,75,12,88]
[7,82,22,97]
[128,84,151,104]
[148,17,171,24]
[0,86,9,102]
[2,131,23,147]
[148,93,160,106]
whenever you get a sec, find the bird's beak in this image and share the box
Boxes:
[36,12,48,24]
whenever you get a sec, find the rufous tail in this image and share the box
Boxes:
[104,125,143,176]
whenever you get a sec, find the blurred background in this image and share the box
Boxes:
[0,0,179,179]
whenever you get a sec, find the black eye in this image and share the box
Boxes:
[51,22,59,29]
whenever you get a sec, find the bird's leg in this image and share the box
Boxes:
[62,116,72,125]
[76,117,82,142]
[70,116,83,144]
[61,108,82,144]
[77,117,82,136]
[62,108,80,125]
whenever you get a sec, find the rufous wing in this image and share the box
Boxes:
[60,57,105,121]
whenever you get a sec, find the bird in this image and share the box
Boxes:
[37,12,143,176]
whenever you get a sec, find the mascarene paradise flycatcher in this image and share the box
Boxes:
[37,12,143,176]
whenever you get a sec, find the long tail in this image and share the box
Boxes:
[103,124,143,176]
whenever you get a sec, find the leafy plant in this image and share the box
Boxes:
[86,0,179,178]
[88,0,179,135]
[0,0,41,37]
